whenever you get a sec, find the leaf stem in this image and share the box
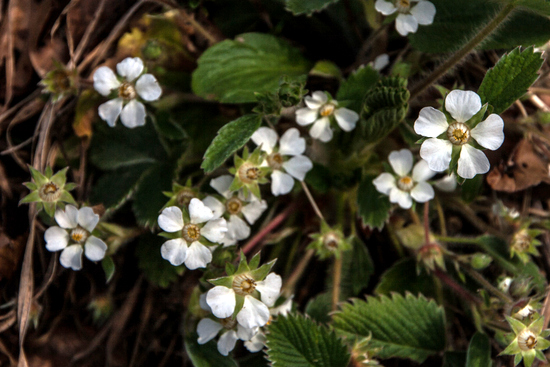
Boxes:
[281,249,315,298]
[300,181,325,221]
[434,268,482,305]
[332,256,343,312]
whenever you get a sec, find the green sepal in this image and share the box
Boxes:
[209,276,233,288]
[536,338,550,351]
[249,252,261,270]
[249,258,277,281]
[233,294,245,319]
[28,166,49,186]
[19,191,41,205]
[524,349,536,367]
[236,251,251,274]
[415,137,429,145]
[500,339,520,355]
[43,201,57,217]
[249,183,261,200]
[64,182,78,191]
[35,202,44,213]
[249,146,263,165]
[44,166,53,178]
[225,262,236,276]
[466,103,488,129]
[506,315,527,335]
[50,167,69,187]
[158,231,179,239]
[530,315,544,334]
[102,256,115,283]
[228,176,243,192]
[23,182,37,190]
[59,191,77,205]
[514,352,523,366]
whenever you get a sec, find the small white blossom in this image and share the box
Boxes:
[197,317,258,356]
[373,149,436,209]
[44,205,107,270]
[251,127,313,196]
[93,57,162,128]
[295,92,359,142]
[375,0,436,36]
[158,198,227,269]
[414,90,504,179]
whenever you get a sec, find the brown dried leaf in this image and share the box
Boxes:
[0,232,25,281]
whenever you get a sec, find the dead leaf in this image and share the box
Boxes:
[0,232,25,281]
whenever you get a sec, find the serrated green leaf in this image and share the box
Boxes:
[266,314,350,366]
[136,234,184,288]
[192,33,311,103]
[336,65,379,114]
[184,332,239,367]
[357,174,391,230]
[466,332,492,367]
[285,0,340,15]
[201,114,262,173]
[340,237,374,297]
[478,47,543,114]
[332,293,446,363]
[374,258,437,299]
[101,256,115,284]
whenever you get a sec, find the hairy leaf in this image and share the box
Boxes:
[466,332,492,367]
[285,0,340,15]
[357,174,391,230]
[340,237,374,297]
[336,65,379,114]
[516,0,550,15]
[375,258,437,299]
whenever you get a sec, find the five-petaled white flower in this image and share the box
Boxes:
[206,273,282,329]
[197,317,258,356]
[373,149,436,209]
[44,205,107,271]
[251,127,313,196]
[414,90,504,179]
[93,57,162,128]
[203,175,268,247]
[295,91,359,142]
[375,0,436,36]
[158,198,227,269]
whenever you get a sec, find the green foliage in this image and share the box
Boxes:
[461,174,484,204]
[357,174,391,230]
[285,0,340,15]
[374,258,437,299]
[336,65,379,114]
[101,256,115,284]
[192,33,311,103]
[136,234,184,288]
[332,293,446,363]
[466,332,492,367]
[515,0,550,15]
[340,238,374,297]
[184,333,239,367]
[266,313,351,366]
[305,293,332,324]
[444,351,467,367]
[360,76,409,143]
[201,114,262,173]
[253,75,308,116]
[478,47,543,114]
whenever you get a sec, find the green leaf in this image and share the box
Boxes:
[285,0,340,15]
[516,0,550,15]
[444,351,467,367]
[340,237,374,297]
[136,234,184,288]
[357,174,391,230]
[332,293,446,363]
[478,47,543,114]
[466,332,492,367]
[305,292,332,324]
[201,114,262,173]
[192,33,311,103]
[375,258,437,299]
[101,256,115,284]
[309,60,342,79]
[336,65,379,114]
[132,163,174,226]
[184,332,239,367]
[461,174,484,204]
[266,313,351,367]
[90,165,147,209]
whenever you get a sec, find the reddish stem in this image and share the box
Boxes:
[434,269,482,305]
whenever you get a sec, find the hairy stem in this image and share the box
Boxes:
[281,249,314,298]
[434,269,482,305]
[461,264,513,303]
[332,256,343,311]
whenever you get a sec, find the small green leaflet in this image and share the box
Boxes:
[466,332,492,367]
[478,47,543,114]
[285,0,340,16]
[357,174,391,230]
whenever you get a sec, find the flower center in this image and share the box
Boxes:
[267,152,284,170]
[446,123,471,146]
[238,163,260,184]
[220,317,237,329]
[397,176,414,191]
[70,226,89,243]
[512,230,531,252]
[118,82,136,100]
[518,330,538,351]
[38,182,62,202]
[182,223,201,242]
[320,103,335,117]
[226,197,243,215]
[176,189,195,207]
[233,273,257,296]
[396,0,411,12]
[323,232,340,250]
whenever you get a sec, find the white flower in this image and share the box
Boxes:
[375,0,436,36]
[203,175,268,247]
[158,198,227,269]
[251,127,313,196]
[93,57,162,128]
[373,149,436,209]
[44,205,107,271]
[197,317,258,356]
[414,90,504,179]
[372,54,390,71]
[295,91,359,142]
[206,272,282,329]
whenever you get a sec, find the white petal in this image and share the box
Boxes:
[60,244,83,271]
[241,200,267,224]
[373,54,390,71]
[309,117,333,142]
[271,170,295,196]
[158,206,184,232]
[226,215,250,241]
[279,128,306,156]
[245,333,266,353]
[237,296,270,329]
[197,319,223,345]
[334,108,359,132]
[220,236,238,248]
[434,174,457,192]
[210,175,234,198]
[412,160,436,182]
[419,138,452,172]
[135,74,162,101]
[55,205,78,229]
[120,100,146,128]
[410,0,436,25]
[237,324,258,341]
[201,218,228,243]
[375,0,397,15]
[295,108,318,126]
[271,297,293,317]
[217,331,238,356]
[373,173,396,195]
[84,236,107,261]
[445,90,482,123]
[251,127,278,154]
[414,107,449,138]
[185,241,212,269]
[410,182,435,203]
[160,238,188,266]
[77,207,99,232]
[389,149,413,176]
[202,196,226,219]
[256,273,282,307]
[389,188,413,209]
[93,66,120,96]
[189,198,214,224]
[470,114,504,150]
[98,98,123,127]
[199,293,212,312]
[44,226,69,252]
[116,57,144,82]
[282,155,313,181]
[306,91,328,108]
[457,144,490,179]
[207,286,236,319]
[395,13,418,36]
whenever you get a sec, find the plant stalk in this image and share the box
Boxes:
[332,256,343,312]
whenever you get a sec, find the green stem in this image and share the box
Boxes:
[460,264,513,303]
[435,235,480,245]
[409,3,516,100]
